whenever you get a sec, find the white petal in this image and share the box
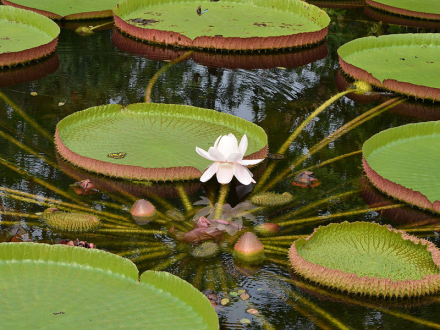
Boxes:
[233,163,255,185]
[196,147,216,161]
[208,147,226,162]
[217,135,233,159]
[227,152,243,162]
[237,158,264,166]
[238,134,248,155]
[216,162,234,184]
[200,162,220,182]
[213,135,222,148]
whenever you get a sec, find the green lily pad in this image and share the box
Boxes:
[290,222,440,297]
[363,121,440,213]
[0,6,59,67]
[366,0,440,20]
[55,103,268,181]
[113,0,330,51]
[338,34,440,101]
[0,242,218,329]
[2,0,120,20]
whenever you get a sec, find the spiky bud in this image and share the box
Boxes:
[250,192,293,206]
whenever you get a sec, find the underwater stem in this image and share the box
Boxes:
[0,91,52,141]
[145,51,194,102]
[278,204,404,227]
[214,184,230,219]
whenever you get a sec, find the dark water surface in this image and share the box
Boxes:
[1,4,440,329]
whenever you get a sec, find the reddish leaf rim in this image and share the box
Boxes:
[366,0,440,21]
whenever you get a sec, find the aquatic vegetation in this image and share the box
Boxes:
[250,192,293,206]
[41,208,100,232]
[55,103,267,181]
[196,133,265,185]
[363,121,440,213]
[0,243,218,329]
[114,0,330,51]
[338,34,440,101]
[0,6,59,67]
[234,232,265,265]
[290,222,440,297]
[2,0,120,20]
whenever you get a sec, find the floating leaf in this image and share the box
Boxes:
[220,298,230,305]
[365,0,440,20]
[0,6,59,67]
[114,0,330,51]
[0,243,219,329]
[55,103,267,181]
[338,34,440,101]
[363,121,440,213]
[3,0,120,20]
[290,222,440,297]
[240,318,251,324]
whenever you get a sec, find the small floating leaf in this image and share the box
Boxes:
[220,298,230,305]
[240,318,251,324]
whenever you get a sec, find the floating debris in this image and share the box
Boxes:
[292,171,320,188]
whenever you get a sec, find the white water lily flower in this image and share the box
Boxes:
[196,133,264,185]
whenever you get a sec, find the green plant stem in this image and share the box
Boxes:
[118,246,171,257]
[263,245,288,255]
[214,184,230,219]
[397,226,440,233]
[282,277,440,330]
[216,261,229,292]
[261,97,404,193]
[272,191,358,223]
[0,186,132,223]
[278,204,404,228]
[259,235,307,241]
[134,250,172,263]
[0,211,39,218]
[0,157,83,204]
[176,184,193,212]
[151,252,188,271]
[289,150,362,178]
[254,89,354,193]
[191,264,204,290]
[97,228,166,235]
[0,128,58,168]
[89,21,114,31]
[144,51,193,102]
[0,91,52,141]
[292,97,405,169]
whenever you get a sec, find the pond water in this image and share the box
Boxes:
[1,4,440,329]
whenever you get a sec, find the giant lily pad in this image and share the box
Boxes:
[55,103,268,181]
[365,0,440,21]
[2,0,120,20]
[338,34,440,101]
[289,222,440,297]
[0,242,218,329]
[0,6,59,67]
[113,0,330,51]
[363,121,440,213]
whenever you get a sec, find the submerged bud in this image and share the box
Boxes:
[131,199,156,225]
[75,26,94,36]
[233,232,265,265]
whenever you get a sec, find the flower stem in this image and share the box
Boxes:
[145,51,193,102]
[176,184,193,212]
[214,184,230,219]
